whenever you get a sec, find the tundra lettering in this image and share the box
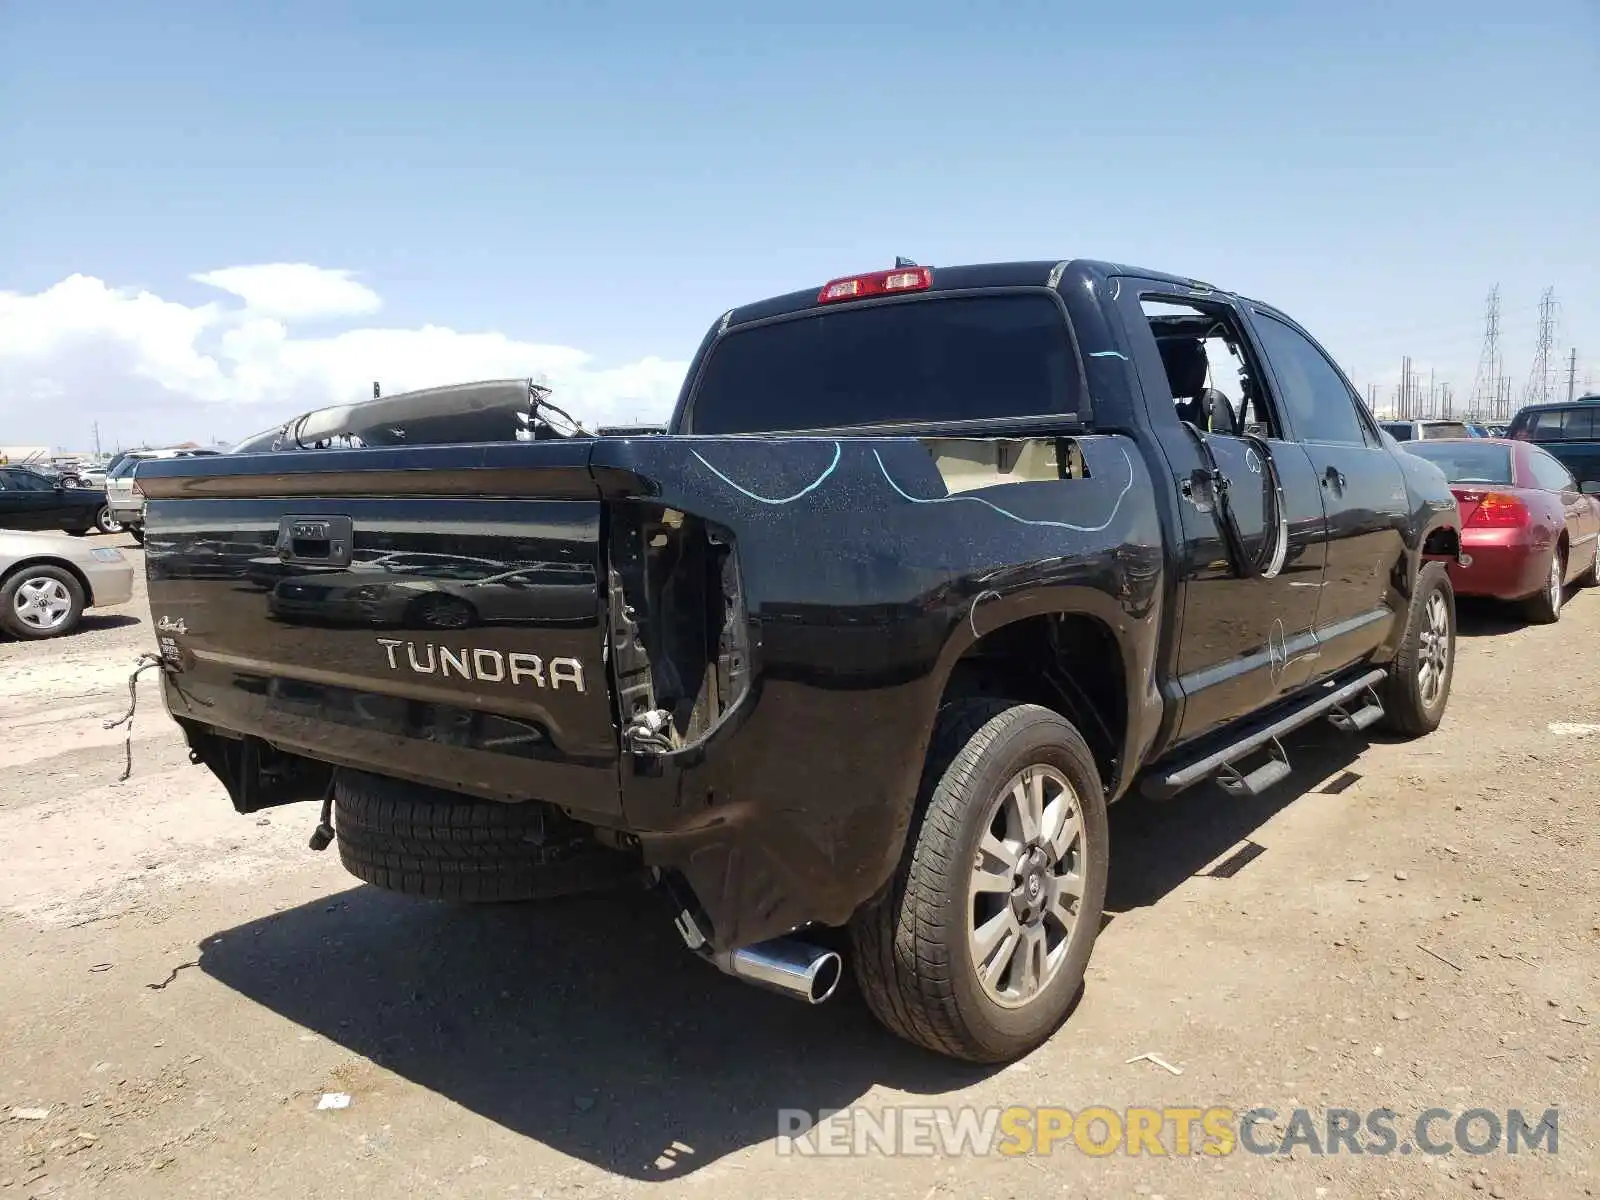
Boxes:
[376,638,587,692]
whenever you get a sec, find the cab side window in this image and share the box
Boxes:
[1250,312,1370,446]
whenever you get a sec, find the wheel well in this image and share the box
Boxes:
[940,613,1125,786]
[1422,525,1460,560]
[0,557,94,606]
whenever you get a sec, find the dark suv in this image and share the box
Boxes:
[1508,397,1600,486]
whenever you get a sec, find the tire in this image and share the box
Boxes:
[1521,544,1565,624]
[849,699,1109,1063]
[127,524,146,546]
[332,770,640,903]
[1378,561,1456,737]
[0,564,86,640]
[93,506,123,535]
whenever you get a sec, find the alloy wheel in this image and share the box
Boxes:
[967,764,1086,1008]
[13,577,74,632]
[1417,589,1451,709]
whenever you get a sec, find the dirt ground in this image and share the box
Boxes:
[2,536,1596,1199]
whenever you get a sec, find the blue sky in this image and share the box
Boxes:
[1,0,1596,448]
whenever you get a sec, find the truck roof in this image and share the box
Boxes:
[720,258,1262,329]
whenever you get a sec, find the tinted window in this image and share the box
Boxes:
[1562,408,1596,440]
[1252,313,1368,444]
[687,294,1082,434]
[1526,409,1569,441]
[1381,422,1414,441]
[109,457,147,478]
[1,469,54,492]
[1403,442,1513,484]
[1527,448,1575,492]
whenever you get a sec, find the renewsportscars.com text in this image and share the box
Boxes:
[776,1106,1560,1158]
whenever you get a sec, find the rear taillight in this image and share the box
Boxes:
[817,266,932,304]
[1462,490,1530,527]
[131,480,144,497]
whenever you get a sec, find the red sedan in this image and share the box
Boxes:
[1404,438,1600,623]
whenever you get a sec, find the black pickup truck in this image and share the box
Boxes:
[138,259,1463,1063]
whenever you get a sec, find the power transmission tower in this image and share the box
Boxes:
[1468,286,1503,419]
[1524,287,1558,406]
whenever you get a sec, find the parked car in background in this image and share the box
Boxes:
[1401,438,1600,622]
[1506,396,1600,488]
[0,467,120,534]
[0,529,133,639]
[106,448,222,543]
[1379,419,1477,442]
[1464,422,1491,438]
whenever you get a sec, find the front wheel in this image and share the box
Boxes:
[93,506,124,535]
[1379,561,1456,737]
[0,565,86,639]
[849,699,1109,1063]
[1575,542,1597,588]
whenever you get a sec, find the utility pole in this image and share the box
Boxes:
[92,421,102,459]
[1567,348,1578,402]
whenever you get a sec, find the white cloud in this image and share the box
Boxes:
[0,268,688,450]
[192,264,382,320]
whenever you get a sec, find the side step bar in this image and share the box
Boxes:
[1144,668,1388,800]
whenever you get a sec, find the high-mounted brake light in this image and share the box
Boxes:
[817,266,933,304]
[1461,490,1530,527]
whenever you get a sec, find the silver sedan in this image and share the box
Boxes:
[0,531,135,639]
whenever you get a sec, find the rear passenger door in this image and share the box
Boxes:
[1245,310,1409,673]
[1118,288,1329,743]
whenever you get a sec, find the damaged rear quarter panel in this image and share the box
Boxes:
[591,431,1164,949]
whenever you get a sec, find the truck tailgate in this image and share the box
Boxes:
[137,442,622,820]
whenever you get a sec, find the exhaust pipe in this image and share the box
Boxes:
[713,936,843,1005]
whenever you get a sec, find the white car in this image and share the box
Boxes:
[105,448,220,542]
[0,530,134,639]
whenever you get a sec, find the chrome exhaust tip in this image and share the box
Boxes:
[713,936,843,1005]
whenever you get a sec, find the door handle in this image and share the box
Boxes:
[1322,466,1346,490]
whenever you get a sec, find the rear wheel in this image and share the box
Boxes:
[1522,545,1565,624]
[127,524,146,546]
[849,699,1109,1063]
[1379,561,1456,737]
[93,506,123,535]
[332,770,641,903]
[0,565,86,640]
